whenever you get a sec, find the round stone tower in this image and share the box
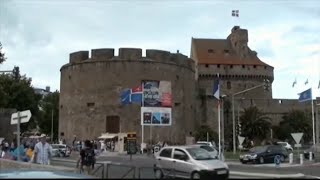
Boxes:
[59,48,196,144]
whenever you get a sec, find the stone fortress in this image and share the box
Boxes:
[59,26,318,144]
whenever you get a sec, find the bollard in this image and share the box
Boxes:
[289,153,293,164]
[309,152,313,161]
[300,154,303,165]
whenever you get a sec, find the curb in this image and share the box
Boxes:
[230,171,305,178]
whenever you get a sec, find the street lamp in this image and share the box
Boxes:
[232,80,269,154]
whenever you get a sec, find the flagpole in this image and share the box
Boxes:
[218,100,221,159]
[312,89,315,145]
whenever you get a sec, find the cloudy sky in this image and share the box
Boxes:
[0,0,319,99]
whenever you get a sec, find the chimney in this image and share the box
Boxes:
[177,50,180,53]
[45,86,50,92]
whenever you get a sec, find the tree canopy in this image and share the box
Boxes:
[0,42,6,64]
[38,90,60,140]
[240,106,272,144]
[0,66,42,131]
[273,109,312,144]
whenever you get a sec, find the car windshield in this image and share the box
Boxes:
[186,147,215,160]
[249,146,268,153]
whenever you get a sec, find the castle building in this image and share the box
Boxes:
[59,26,319,144]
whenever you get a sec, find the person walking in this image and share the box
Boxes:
[77,140,95,175]
[33,135,52,165]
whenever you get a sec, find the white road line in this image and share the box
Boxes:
[306,175,320,179]
[230,171,305,178]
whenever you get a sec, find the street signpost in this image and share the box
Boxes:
[238,136,245,151]
[11,110,32,162]
[291,133,303,159]
[127,132,137,161]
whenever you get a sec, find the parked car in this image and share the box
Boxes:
[196,141,216,148]
[154,146,229,179]
[51,144,71,157]
[190,144,218,159]
[304,144,320,159]
[239,145,288,164]
[276,142,293,152]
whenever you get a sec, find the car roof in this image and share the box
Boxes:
[160,145,199,149]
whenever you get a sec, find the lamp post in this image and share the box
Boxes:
[232,80,269,154]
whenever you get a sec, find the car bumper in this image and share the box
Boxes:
[239,158,258,163]
[199,169,229,180]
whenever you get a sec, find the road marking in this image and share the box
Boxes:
[230,171,305,178]
[306,175,320,179]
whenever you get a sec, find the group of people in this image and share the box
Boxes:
[0,135,53,165]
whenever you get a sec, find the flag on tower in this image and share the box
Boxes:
[213,77,220,100]
[292,78,297,87]
[318,80,320,89]
[232,10,239,17]
[298,88,312,102]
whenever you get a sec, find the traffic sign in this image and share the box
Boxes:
[291,133,303,144]
[238,136,245,145]
[11,110,32,125]
[127,132,137,140]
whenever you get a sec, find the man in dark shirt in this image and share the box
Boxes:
[77,140,95,174]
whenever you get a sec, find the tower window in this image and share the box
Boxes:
[253,65,257,68]
[230,65,233,68]
[87,102,95,107]
[242,65,245,68]
[264,66,267,69]
[217,64,220,68]
[227,81,231,89]
[224,50,230,53]
[205,64,209,68]
[208,49,214,53]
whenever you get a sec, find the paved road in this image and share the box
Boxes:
[51,153,319,179]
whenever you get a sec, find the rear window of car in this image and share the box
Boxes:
[159,148,172,158]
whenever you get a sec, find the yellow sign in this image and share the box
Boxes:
[127,132,136,139]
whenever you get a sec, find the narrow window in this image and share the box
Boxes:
[242,65,245,68]
[217,64,220,68]
[87,102,95,107]
[227,81,231,89]
[208,49,214,53]
[253,65,257,68]
[205,64,209,68]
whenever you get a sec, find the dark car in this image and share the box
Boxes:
[239,145,288,164]
[304,144,320,159]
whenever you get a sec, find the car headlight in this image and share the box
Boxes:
[240,155,244,158]
[251,154,257,159]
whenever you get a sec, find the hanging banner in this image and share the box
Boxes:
[142,80,172,107]
[141,107,172,126]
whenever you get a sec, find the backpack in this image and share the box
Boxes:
[82,148,95,166]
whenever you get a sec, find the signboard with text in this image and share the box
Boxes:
[142,80,172,107]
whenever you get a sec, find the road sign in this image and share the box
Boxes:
[295,144,302,148]
[11,110,32,125]
[291,133,303,144]
[238,136,245,145]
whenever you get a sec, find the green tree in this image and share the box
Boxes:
[0,66,42,131]
[194,124,218,143]
[0,42,6,64]
[274,109,312,144]
[38,91,60,141]
[240,106,272,144]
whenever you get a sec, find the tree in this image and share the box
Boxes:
[0,66,42,131]
[194,124,218,143]
[240,106,272,145]
[0,42,6,64]
[38,91,60,141]
[274,109,312,144]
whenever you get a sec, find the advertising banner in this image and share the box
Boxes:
[141,107,172,126]
[142,80,172,107]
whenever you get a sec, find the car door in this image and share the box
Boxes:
[264,146,275,162]
[156,148,174,175]
[172,148,194,179]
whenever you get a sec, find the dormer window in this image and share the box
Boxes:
[208,49,214,53]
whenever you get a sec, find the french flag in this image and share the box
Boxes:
[120,85,143,105]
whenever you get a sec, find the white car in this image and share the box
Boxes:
[154,146,229,179]
[51,144,71,157]
[276,142,293,152]
[196,141,216,148]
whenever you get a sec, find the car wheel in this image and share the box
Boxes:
[259,157,264,164]
[191,172,201,179]
[280,155,285,162]
[154,169,163,179]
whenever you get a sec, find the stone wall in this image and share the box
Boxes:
[59,48,196,144]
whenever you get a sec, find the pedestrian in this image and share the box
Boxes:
[77,140,95,175]
[33,135,53,165]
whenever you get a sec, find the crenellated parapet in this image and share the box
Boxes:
[64,48,195,71]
